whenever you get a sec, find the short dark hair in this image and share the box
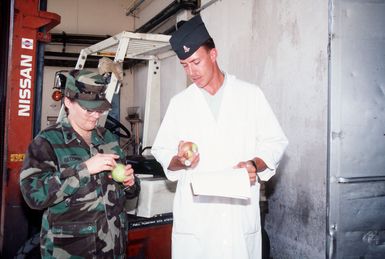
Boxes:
[64,96,75,115]
[202,37,216,50]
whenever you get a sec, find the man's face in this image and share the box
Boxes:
[180,46,217,88]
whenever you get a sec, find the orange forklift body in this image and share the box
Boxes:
[1,0,59,257]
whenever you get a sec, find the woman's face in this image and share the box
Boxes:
[64,98,103,134]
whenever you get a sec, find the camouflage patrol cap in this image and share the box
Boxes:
[64,69,111,112]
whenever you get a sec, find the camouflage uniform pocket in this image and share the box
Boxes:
[51,222,97,258]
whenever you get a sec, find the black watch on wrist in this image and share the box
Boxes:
[248,159,261,183]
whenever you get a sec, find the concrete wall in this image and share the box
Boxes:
[48,0,135,35]
[132,0,174,29]
[199,1,328,258]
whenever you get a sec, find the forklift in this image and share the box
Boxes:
[0,0,60,257]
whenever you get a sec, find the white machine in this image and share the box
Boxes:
[126,175,177,218]
[57,31,177,218]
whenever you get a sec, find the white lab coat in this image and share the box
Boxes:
[152,74,288,259]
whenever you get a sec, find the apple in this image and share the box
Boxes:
[191,143,198,153]
[111,163,126,182]
[180,142,198,166]
[186,150,194,160]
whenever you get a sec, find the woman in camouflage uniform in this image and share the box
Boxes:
[20,70,140,258]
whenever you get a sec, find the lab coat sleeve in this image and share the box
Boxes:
[254,88,288,181]
[151,98,181,182]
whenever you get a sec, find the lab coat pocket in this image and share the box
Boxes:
[242,185,261,234]
[51,221,97,257]
[172,173,202,234]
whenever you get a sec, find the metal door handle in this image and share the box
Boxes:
[337,176,385,183]
[328,224,337,259]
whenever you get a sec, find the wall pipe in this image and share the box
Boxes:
[192,0,219,14]
[126,0,146,16]
[135,0,197,33]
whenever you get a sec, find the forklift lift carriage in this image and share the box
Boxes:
[56,31,174,152]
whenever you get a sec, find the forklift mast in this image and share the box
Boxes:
[0,0,59,257]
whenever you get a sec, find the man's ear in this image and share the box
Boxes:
[209,48,217,62]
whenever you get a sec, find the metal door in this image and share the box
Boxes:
[328,0,385,258]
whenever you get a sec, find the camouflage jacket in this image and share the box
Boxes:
[20,117,140,258]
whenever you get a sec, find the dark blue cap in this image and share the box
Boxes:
[169,15,212,60]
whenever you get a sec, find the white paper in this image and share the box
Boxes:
[190,168,251,199]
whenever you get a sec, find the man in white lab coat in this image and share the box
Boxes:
[151,15,288,259]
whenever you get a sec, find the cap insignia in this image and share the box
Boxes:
[183,45,190,53]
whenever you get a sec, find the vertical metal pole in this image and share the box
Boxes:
[98,34,129,126]
[33,0,48,136]
[326,0,333,257]
[142,59,160,155]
